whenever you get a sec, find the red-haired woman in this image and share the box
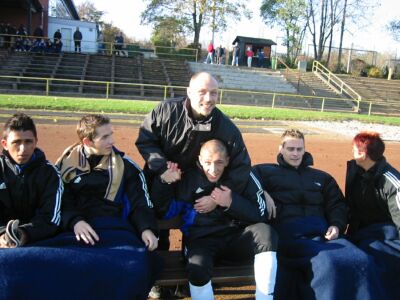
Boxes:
[346,131,400,300]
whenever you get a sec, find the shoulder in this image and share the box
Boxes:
[381,163,400,190]
[252,163,281,175]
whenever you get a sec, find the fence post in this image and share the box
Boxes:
[272,94,276,108]
[219,89,224,105]
[195,49,198,62]
[356,99,360,112]
[164,86,168,100]
[321,98,325,112]
[46,79,49,96]
[368,101,372,116]
[106,82,109,99]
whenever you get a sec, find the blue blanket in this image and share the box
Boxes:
[0,217,162,300]
[273,217,386,300]
[350,222,400,300]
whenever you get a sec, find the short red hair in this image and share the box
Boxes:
[353,131,385,161]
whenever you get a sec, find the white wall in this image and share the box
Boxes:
[48,17,97,53]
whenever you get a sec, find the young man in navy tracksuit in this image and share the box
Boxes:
[152,139,278,300]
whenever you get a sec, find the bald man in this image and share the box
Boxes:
[136,72,251,298]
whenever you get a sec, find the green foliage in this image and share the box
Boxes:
[388,19,400,42]
[150,17,187,48]
[260,0,307,64]
[141,0,252,48]
[367,67,381,78]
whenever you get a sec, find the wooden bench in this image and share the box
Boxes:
[154,216,255,286]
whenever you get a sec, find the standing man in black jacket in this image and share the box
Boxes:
[0,113,62,248]
[136,71,251,297]
[253,129,384,300]
[73,27,82,53]
[152,139,278,300]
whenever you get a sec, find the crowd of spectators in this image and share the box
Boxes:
[0,22,63,53]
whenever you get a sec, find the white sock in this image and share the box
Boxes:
[189,280,214,300]
[254,251,277,300]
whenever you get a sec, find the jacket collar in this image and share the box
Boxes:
[2,148,45,174]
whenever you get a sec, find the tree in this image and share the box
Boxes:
[141,0,251,49]
[260,0,308,66]
[76,1,131,44]
[150,17,187,47]
[77,1,105,27]
[388,20,400,42]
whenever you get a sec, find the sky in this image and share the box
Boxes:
[72,0,400,57]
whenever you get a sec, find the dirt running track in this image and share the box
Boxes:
[34,124,400,300]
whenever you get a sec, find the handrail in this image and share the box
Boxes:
[276,57,317,96]
[0,74,369,114]
[0,33,198,61]
[312,60,362,102]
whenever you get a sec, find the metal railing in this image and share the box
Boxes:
[0,34,198,61]
[0,74,385,115]
[312,60,362,106]
[277,57,317,96]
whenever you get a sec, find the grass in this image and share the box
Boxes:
[0,94,399,125]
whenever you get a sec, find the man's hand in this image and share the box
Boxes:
[160,161,181,184]
[0,233,14,248]
[194,196,217,214]
[264,190,276,220]
[141,229,158,251]
[211,185,232,208]
[74,220,100,245]
[325,226,339,240]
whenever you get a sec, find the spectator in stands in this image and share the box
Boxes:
[136,72,253,298]
[216,45,224,64]
[45,38,53,53]
[0,113,61,248]
[246,46,254,68]
[345,131,400,300]
[205,41,214,64]
[220,46,226,65]
[6,24,16,50]
[30,38,45,53]
[253,129,385,300]
[15,24,25,51]
[97,31,105,54]
[232,42,239,66]
[0,22,5,48]
[53,29,62,44]
[258,49,265,68]
[114,32,124,56]
[33,25,43,42]
[73,27,82,53]
[152,139,278,300]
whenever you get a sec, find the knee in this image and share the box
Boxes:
[187,262,211,286]
[246,223,278,253]
[187,254,213,286]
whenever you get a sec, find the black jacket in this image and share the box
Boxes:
[73,30,82,41]
[345,157,400,234]
[0,149,62,242]
[135,97,251,193]
[151,165,266,241]
[58,147,158,236]
[253,152,348,232]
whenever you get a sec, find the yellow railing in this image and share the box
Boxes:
[0,34,198,61]
[277,57,317,96]
[312,60,362,106]
[0,75,381,115]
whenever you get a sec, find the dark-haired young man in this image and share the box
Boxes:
[0,113,62,248]
[253,129,385,300]
[346,131,400,300]
[152,139,278,300]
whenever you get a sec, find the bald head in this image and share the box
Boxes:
[187,72,218,119]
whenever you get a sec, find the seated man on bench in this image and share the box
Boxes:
[151,139,278,300]
[253,129,385,300]
[0,113,61,248]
